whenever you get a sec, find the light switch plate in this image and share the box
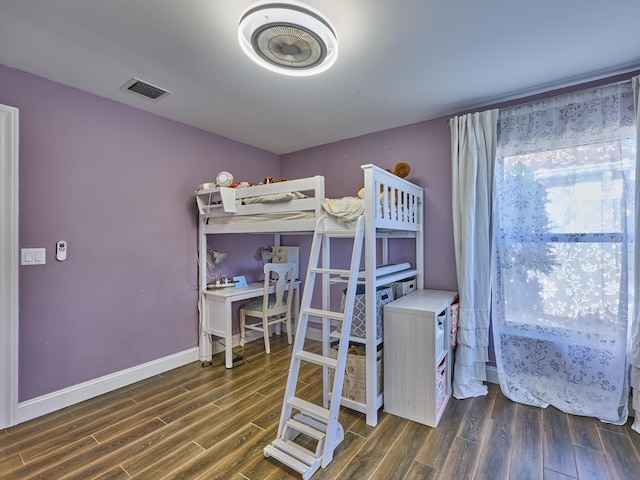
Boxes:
[21,248,46,265]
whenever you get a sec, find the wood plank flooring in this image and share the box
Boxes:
[2,335,640,479]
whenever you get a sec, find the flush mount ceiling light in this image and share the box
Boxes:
[238,0,338,76]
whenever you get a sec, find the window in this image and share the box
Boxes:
[491,81,636,420]
[495,140,635,335]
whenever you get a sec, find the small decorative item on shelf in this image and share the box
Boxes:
[215,171,234,187]
[207,275,236,290]
[197,182,217,191]
[206,249,226,287]
[450,302,459,347]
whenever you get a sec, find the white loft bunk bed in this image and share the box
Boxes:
[195,164,424,427]
[195,175,325,365]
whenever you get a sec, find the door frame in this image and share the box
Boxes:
[0,104,19,429]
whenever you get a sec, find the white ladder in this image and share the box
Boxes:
[264,216,365,479]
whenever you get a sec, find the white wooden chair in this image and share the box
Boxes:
[240,262,296,354]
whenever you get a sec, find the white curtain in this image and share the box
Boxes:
[493,82,636,424]
[631,75,640,433]
[450,110,498,399]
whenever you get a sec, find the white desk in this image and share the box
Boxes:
[199,281,300,368]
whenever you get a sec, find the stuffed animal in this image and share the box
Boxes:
[261,176,288,184]
[388,162,410,178]
[358,162,411,199]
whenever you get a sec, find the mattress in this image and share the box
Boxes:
[205,210,315,225]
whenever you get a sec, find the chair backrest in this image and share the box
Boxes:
[263,262,296,315]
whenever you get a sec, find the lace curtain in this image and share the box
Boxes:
[493,81,636,423]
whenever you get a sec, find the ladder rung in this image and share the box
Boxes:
[328,278,352,285]
[295,351,337,369]
[264,443,315,475]
[287,397,330,423]
[286,418,327,441]
[310,267,351,276]
[303,308,344,321]
[272,438,318,465]
[317,229,356,237]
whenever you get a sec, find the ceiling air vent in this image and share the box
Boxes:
[120,77,171,101]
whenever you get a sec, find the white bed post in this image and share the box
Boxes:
[362,165,379,427]
[321,223,332,407]
[416,190,425,289]
[198,215,211,362]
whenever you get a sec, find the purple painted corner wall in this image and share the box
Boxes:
[0,64,280,402]
[0,59,456,402]
[0,61,460,406]
[280,120,458,292]
[8,59,629,408]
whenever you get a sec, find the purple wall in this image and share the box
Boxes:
[280,120,458,292]
[0,64,280,401]
[6,60,635,403]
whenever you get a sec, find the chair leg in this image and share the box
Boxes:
[240,310,246,347]
[285,312,293,345]
[263,315,271,354]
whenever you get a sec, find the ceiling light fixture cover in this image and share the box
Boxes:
[238,1,338,76]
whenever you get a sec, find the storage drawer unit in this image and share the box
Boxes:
[271,246,300,279]
[383,289,458,427]
[392,277,417,298]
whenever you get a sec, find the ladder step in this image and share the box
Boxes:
[286,417,327,441]
[317,229,357,237]
[310,267,351,276]
[264,443,320,479]
[303,307,344,321]
[287,397,330,423]
[296,351,338,369]
[272,438,318,465]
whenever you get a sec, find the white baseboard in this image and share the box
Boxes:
[305,324,322,342]
[486,365,499,384]
[16,347,198,424]
[210,327,292,353]
[216,326,319,357]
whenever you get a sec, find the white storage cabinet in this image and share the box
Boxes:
[383,289,458,427]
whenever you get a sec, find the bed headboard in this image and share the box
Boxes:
[361,164,423,231]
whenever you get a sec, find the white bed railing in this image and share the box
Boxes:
[195,166,422,234]
[362,164,423,231]
[196,175,325,218]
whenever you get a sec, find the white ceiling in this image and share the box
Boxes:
[1,0,639,155]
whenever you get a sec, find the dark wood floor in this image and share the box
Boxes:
[2,334,640,480]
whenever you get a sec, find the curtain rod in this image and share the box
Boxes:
[447,76,635,124]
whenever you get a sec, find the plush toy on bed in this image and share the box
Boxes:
[261,176,289,184]
[387,162,411,179]
[357,162,411,199]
